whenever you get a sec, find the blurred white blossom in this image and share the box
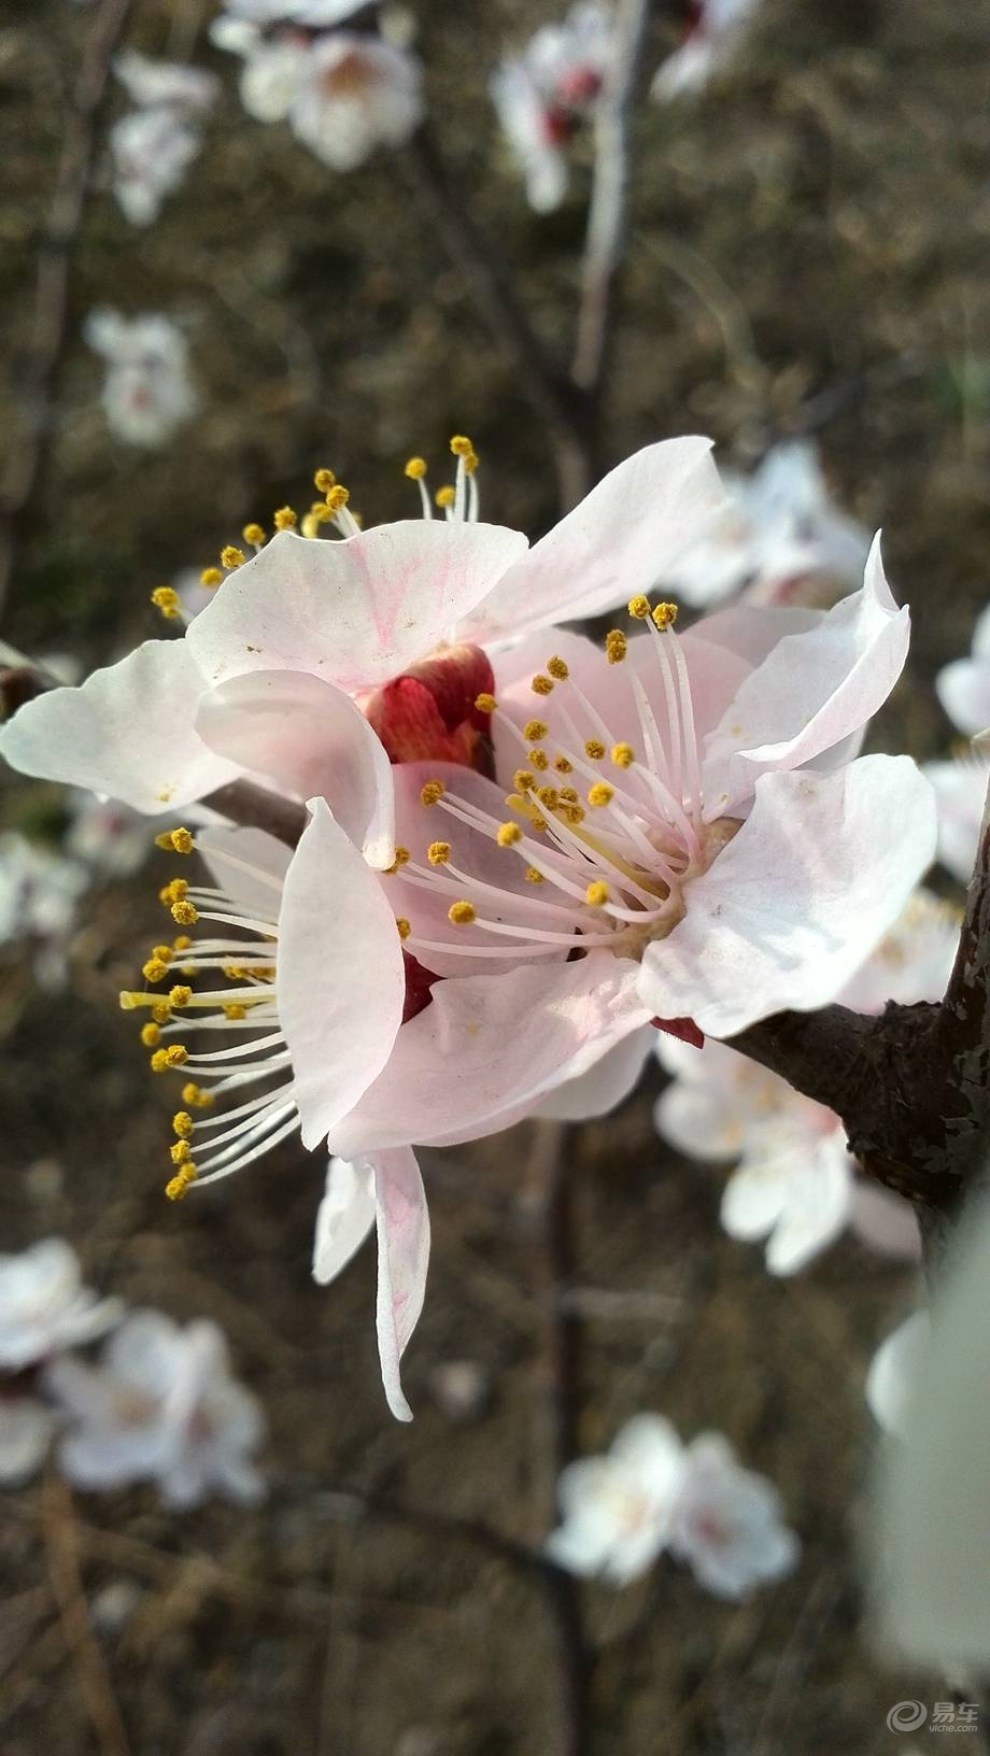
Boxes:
[0,832,89,990]
[667,1433,799,1600]
[491,1,612,212]
[46,1310,266,1509]
[936,604,990,738]
[64,791,155,881]
[84,310,197,448]
[0,1239,121,1371]
[110,51,218,226]
[651,0,761,102]
[866,1311,929,1441]
[923,753,988,884]
[0,1395,58,1486]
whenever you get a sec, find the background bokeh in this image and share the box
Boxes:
[2,0,989,1749]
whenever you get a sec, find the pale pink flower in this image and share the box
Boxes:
[547,1414,686,1583]
[866,1311,929,1441]
[65,792,156,880]
[936,605,990,737]
[651,0,761,102]
[492,2,612,212]
[110,53,218,227]
[667,1433,799,1600]
[923,753,988,884]
[46,1310,265,1508]
[0,1239,122,1371]
[83,311,197,448]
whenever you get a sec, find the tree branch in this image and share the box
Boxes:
[200,781,309,849]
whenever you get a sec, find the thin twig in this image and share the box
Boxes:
[571,0,653,409]
[0,0,135,626]
[41,1474,131,1756]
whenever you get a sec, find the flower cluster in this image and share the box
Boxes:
[0,1238,264,1507]
[0,434,936,1418]
[83,310,198,448]
[491,1,613,213]
[110,51,218,227]
[210,0,423,171]
[548,1413,799,1599]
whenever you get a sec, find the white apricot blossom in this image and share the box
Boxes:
[667,1433,799,1600]
[0,1239,122,1371]
[83,310,197,448]
[491,2,612,212]
[0,1395,58,1486]
[0,833,90,990]
[110,51,218,226]
[936,604,990,737]
[46,1310,265,1508]
[651,0,761,102]
[923,752,988,885]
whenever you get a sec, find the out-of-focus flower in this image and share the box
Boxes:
[83,310,197,448]
[65,791,156,880]
[651,0,761,102]
[46,1310,265,1508]
[548,1414,798,1598]
[923,752,988,884]
[655,441,871,610]
[547,1414,686,1583]
[0,832,89,990]
[936,605,990,737]
[655,890,957,1274]
[110,51,218,226]
[0,1395,58,1485]
[866,1311,929,1441]
[0,1240,122,1371]
[667,1433,799,1600]
[491,1,612,212]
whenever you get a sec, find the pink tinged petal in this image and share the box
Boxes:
[372,1147,430,1422]
[0,640,242,813]
[536,1026,654,1121]
[196,669,395,867]
[639,755,937,1038]
[196,824,291,918]
[936,656,990,739]
[278,798,406,1150]
[467,438,729,644]
[328,956,653,1157]
[702,537,910,815]
[186,523,529,695]
[312,1157,376,1284]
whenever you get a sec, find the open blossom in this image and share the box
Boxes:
[0,831,90,991]
[211,6,423,170]
[655,440,871,610]
[0,1239,122,1371]
[936,604,990,737]
[83,310,197,448]
[491,2,612,213]
[651,0,761,102]
[655,890,957,1274]
[548,1414,798,1598]
[45,1310,265,1508]
[0,438,935,1416]
[110,51,218,227]
[923,752,988,884]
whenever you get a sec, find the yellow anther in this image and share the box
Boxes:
[173,935,192,952]
[651,601,678,630]
[448,900,477,926]
[628,595,651,620]
[523,719,548,742]
[559,787,580,804]
[151,944,173,962]
[181,1083,213,1109]
[242,523,266,547]
[536,786,560,809]
[152,1002,171,1025]
[531,674,554,696]
[553,755,573,774]
[529,750,550,771]
[224,1003,247,1021]
[384,846,410,874]
[525,867,545,884]
[396,917,411,941]
[513,769,535,792]
[463,450,478,474]
[151,1045,188,1073]
[150,587,181,619]
[273,506,298,530]
[585,882,609,908]
[142,958,169,985]
[421,780,445,807]
[428,841,451,866]
[165,1164,197,1201]
[475,692,497,714]
[140,1023,161,1048]
[450,435,474,457]
[172,1111,194,1138]
[324,485,350,513]
[314,467,337,493]
[155,827,194,854]
[611,743,635,769]
[605,630,627,664]
[497,822,523,847]
[221,546,247,571]
[435,485,456,509]
[160,878,188,904]
[170,1139,192,1165]
[587,783,614,808]
[171,901,199,925]
[307,501,333,523]
[546,656,570,681]
[404,456,428,480]
[561,804,586,825]
[168,985,192,1009]
[200,567,223,588]
[584,739,606,761]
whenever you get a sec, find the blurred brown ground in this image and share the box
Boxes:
[1,0,990,1750]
